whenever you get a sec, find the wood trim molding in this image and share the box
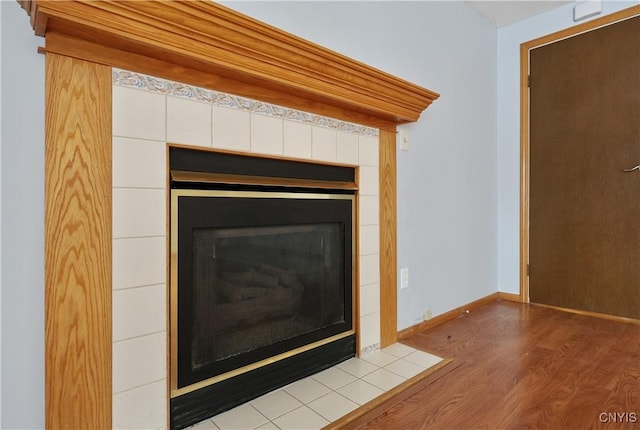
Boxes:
[523,4,640,49]
[21,0,438,127]
[519,39,530,304]
[531,303,640,326]
[45,53,112,429]
[379,129,399,348]
[498,292,522,303]
[519,5,640,305]
[398,293,501,340]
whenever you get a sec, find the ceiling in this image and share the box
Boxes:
[465,1,573,27]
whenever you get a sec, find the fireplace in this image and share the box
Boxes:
[24,0,440,425]
[169,147,357,428]
[106,70,385,429]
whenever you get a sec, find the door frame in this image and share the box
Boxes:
[519,5,640,304]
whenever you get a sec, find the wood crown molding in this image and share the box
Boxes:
[20,0,439,126]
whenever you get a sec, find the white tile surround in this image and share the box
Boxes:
[111,70,382,429]
[199,344,443,430]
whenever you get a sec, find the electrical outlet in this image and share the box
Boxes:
[400,267,409,289]
[398,129,410,151]
[423,309,432,321]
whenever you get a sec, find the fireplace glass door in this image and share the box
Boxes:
[172,190,355,393]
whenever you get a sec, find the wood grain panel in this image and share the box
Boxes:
[379,129,398,348]
[45,53,112,429]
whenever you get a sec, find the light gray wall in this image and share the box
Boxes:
[223,1,499,328]
[0,2,45,428]
[496,0,639,294]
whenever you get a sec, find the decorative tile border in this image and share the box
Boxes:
[360,343,381,357]
[112,69,379,137]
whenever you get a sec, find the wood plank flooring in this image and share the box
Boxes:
[346,300,640,429]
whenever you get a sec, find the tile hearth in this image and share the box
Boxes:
[189,343,443,430]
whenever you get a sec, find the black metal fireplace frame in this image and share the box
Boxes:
[168,146,358,430]
[172,189,356,390]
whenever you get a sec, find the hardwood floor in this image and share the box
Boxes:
[348,300,640,429]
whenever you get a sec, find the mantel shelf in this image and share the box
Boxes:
[20,0,438,129]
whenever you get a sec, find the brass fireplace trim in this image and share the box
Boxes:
[170,189,357,397]
[171,330,355,398]
[171,170,358,191]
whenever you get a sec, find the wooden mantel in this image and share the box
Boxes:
[21,0,438,129]
[19,1,438,428]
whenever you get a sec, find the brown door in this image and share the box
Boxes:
[529,15,640,319]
